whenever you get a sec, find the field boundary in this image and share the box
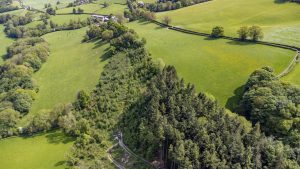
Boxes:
[149,19,300,77]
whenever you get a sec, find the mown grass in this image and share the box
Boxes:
[56,3,127,15]
[157,0,300,47]
[0,130,74,169]
[28,28,109,117]
[127,21,294,106]
[0,25,14,65]
[283,64,300,86]
[22,0,74,9]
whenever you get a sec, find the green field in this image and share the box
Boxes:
[284,63,300,86]
[0,131,74,169]
[56,3,127,15]
[157,0,300,47]
[0,25,14,64]
[127,21,294,107]
[28,28,108,117]
[22,0,74,9]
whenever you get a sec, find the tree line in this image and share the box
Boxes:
[0,37,50,138]
[0,12,90,38]
[0,0,19,13]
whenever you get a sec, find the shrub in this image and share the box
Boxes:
[210,26,224,38]
[101,30,114,40]
[237,26,249,41]
[162,15,171,25]
[248,25,263,41]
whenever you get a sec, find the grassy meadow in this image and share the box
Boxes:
[127,21,294,107]
[27,28,108,118]
[0,131,74,169]
[157,0,300,47]
[56,3,127,15]
[284,64,300,86]
[0,25,14,64]
[22,0,74,9]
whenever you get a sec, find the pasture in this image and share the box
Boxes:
[56,3,127,15]
[127,21,294,107]
[22,0,74,9]
[0,25,14,65]
[284,64,300,86]
[0,131,74,169]
[28,28,108,117]
[157,0,300,47]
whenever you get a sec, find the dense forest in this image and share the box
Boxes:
[238,67,300,147]
[120,66,300,168]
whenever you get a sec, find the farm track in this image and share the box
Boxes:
[107,133,157,169]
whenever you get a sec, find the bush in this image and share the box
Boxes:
[0,109,20,138]
[248,25,263,41]
[237,26,249,41]
[210,26,224,38]
[101,30,114,40]
[162,15,171,25]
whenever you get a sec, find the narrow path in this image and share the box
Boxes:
[107,143,126,169]
[277,51,299,78]
[107,132,157,169]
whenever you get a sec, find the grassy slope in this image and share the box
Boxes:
[127,21,294,106]
[283,64,300,86]
[56,3,127,15]
[28,28,108,117]
[157,0,300,47]
[0,25,14,64]
[22,0,74,9]
[0,131,74,169]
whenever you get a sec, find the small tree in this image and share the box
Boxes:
[249,25,263,41]
[101,30,114,40]
[115,13,125,24]
[210,26,224,38]
[46,7,56,15]
[72,8,76,14]
[162,16,171,25]
[103,1,110,8]
[237,26,249,41]
[77,8,84,14]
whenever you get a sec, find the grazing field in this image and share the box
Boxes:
[127,21,294,106]
[284,64,300,86]
[0,131,74,169]
[22,0,74,9]
[157,0,300,47]
[0,25,14,64]
[56,3,127,15]
[51,14,91,24]
[28,28,108,117]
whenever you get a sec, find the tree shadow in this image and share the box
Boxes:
[45,131,74,144]
[54,160,66,167]
[137,19,151,25]
[204,36,216,40]
[225,85,245,112]
[226,40,257,46]
[100,49,114,61]
[274,0,288,4]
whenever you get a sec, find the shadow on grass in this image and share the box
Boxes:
[204,36,216,40]
[45,131,74,144]
[54,160,66,167]
[226,40,257,46]
[225,85,245,112]
[274,0,288,4]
